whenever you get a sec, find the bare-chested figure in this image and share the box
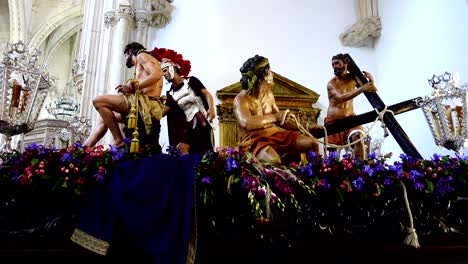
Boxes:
[233,55,319,165]
[83,42,163,148]
[325,53,377,159]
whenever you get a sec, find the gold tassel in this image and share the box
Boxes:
[130,129,140,153]
[127,65,141,153]
[127,103,137,129]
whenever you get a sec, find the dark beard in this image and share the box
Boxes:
[126,56,133,68]
[334,68,344,76]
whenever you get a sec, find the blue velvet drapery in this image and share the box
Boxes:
[71,154,198,263]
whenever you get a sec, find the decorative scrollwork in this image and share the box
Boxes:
[149,0,174,29]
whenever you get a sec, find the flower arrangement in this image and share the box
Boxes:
[0,142,467,243]
[194,147,468,243]
[196,148,466,215]
[0,142,127,198]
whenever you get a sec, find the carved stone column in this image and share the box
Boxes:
[78,0,108,123]
[8,0,27,43]
[134,10,151,45]
[104,3,134,93]
[72,59,85,95]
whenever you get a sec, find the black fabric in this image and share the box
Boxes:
[123,114,162,155]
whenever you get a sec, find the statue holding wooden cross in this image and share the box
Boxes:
[321,54,423,160]
[324,53,378,159]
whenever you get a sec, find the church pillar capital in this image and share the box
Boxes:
[135,10,151,30]
[104,3,135,29]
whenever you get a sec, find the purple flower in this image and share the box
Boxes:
[25,142,37,151]
[109,146,125,160]
[73,142,82,149]
[409,170,423,181]
[61,153,71,163]
[389,163,403,178]
[123,137,131,144]
[383,178,392,186]
[413,182,425,191]
[374,163,385,172]
[367,152,377,159]
[241,178,249,189]
[352,177,365,191]
[363,165,374,177]
[300,163,314,177]
[435,176,455,196]
[93,173,104,183]
[225,157,238,172]
[431,153,441,162]
[201,177,212,185]
[455,153,468,161]
[328,151,338,159]
[399,153,415,163]
[307,151,320,163]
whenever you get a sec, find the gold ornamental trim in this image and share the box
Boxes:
[70,228,110,256]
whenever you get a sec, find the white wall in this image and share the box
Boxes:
[375,0,468,158]
[150,0,376,151]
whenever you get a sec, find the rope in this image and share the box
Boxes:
[401,182,420,248]
[284,106,395,159]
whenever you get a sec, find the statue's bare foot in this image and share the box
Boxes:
[176,143,190,155]
[112,141,126,149]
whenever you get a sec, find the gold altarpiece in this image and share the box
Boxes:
[216,71,321,147]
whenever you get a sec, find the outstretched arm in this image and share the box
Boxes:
[327,80,376,103]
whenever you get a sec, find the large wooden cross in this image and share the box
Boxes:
[315,54,423,159]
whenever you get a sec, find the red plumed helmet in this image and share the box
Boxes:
[150,47,191,77]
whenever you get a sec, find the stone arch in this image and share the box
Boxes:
[43,17,83,65]
[28,6,82,49]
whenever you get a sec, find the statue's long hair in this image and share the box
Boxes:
[239,55,270,92]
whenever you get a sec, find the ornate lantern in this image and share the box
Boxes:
[0,42,50,151]
[417,72,468,152]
